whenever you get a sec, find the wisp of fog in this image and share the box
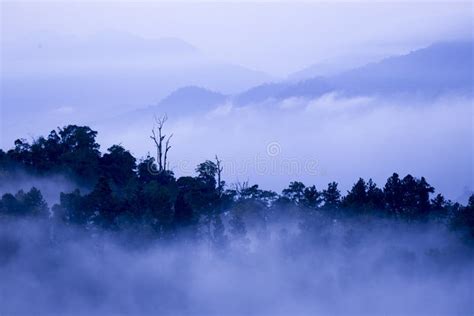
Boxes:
[0,214,472,316]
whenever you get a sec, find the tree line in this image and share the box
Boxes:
[0,123,473,245]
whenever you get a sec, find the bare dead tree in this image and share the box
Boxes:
[215,155,223,196]
[164,133,173,172]
[233,180,249,199]
[150,114,171,172]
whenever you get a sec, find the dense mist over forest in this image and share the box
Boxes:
[1,1,473,315]
[1,216,472,315]
[1,122,474,315]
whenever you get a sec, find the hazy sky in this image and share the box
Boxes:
[1,1,472,76]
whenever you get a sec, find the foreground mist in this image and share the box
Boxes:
[1,122,473,315]
[0,215,472,316]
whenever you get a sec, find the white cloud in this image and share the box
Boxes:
[306,93,374,112]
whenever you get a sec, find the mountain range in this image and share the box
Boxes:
[139,40,473,117]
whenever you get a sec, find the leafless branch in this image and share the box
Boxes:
[150,114,171,172]
[215,155,223,195]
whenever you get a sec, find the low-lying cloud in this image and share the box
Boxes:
[0,216,472,315]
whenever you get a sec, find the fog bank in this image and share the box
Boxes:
[0,217,472,315]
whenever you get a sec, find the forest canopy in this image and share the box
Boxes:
[0,124,473,245]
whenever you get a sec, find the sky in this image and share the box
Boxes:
[1,1,472,76]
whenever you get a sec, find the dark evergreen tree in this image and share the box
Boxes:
[431,193,449,221]
[303,185,323,209]
[282,181,306,205]
[0,188,48,217]
[143,181,174,236]
[323,182,341,209]
[343,178,368,210]
[100,145,137,187]
[366,179,385,210]
[174,191,195,228]
[196,160,218,188]
[414,176,435,217]
[451,194,474,241]
[53,189,86,224]
[22,187,49,217]
[88,177,118,228]
[384,173,403,215]
[0,193,21,216]
[137,155,158,184]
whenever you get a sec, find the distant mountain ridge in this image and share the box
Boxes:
[330,41,473,97]
[113,40,474,121]
[232,41,474,105]
[151,86,228,116]
[118,86,229,122]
